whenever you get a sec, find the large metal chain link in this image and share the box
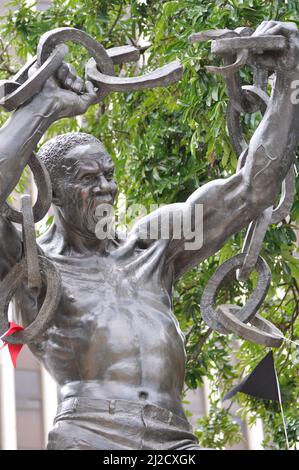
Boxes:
[1,152,52,224]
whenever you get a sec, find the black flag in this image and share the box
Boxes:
[223,351,280,402]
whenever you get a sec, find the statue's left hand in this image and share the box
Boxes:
[252,21,299,73]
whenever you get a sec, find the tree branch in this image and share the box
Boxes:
[187,327,213,364]
[108,0,124,36]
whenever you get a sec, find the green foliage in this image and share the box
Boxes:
[195,402,244,449]
[0,0,298,449]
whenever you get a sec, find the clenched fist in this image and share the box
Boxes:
[29,61,98,120]
[251,21,299,72]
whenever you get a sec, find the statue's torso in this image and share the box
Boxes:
[20,231,186,416]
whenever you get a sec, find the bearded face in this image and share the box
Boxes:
[54,143,118,236]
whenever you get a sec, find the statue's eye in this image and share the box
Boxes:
[106,172,114,181]
[81,174,94,181]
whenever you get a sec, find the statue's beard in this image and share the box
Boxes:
[84,197,114,235]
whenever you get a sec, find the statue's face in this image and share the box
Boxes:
[57,142,118,236]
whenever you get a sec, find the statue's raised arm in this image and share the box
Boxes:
[131,21,298,281]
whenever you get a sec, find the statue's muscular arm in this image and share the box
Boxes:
[0,91,59,282]
[131,22,299,280]
[0,66,96,285]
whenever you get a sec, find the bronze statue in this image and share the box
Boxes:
[0,21,298,449]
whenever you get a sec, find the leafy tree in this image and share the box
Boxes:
[0,0,298,449]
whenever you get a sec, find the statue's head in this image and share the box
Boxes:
[37,132,118,236]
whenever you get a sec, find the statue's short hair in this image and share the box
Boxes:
[37,132,107,185]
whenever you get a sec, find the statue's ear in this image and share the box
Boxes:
[51,167,67,206]
[52,190,61,206]
[51,184,62,207]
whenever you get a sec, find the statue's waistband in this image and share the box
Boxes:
[56,396,146,418]
[54,395,192,433]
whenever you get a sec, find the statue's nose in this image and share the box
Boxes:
[93,175,111,194]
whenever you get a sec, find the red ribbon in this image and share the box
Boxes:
[0,322,24,368]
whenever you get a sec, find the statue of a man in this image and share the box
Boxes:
[0,21,298,450]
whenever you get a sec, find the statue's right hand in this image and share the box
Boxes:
[29,61,98,119]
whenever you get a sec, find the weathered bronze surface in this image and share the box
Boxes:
[0,21,298,449]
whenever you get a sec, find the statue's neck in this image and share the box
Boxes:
[49,207,110,255]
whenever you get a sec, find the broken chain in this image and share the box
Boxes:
[0,27,183,112]
[191,28,295,346]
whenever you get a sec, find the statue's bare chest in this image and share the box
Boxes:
[38,250,185,384]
